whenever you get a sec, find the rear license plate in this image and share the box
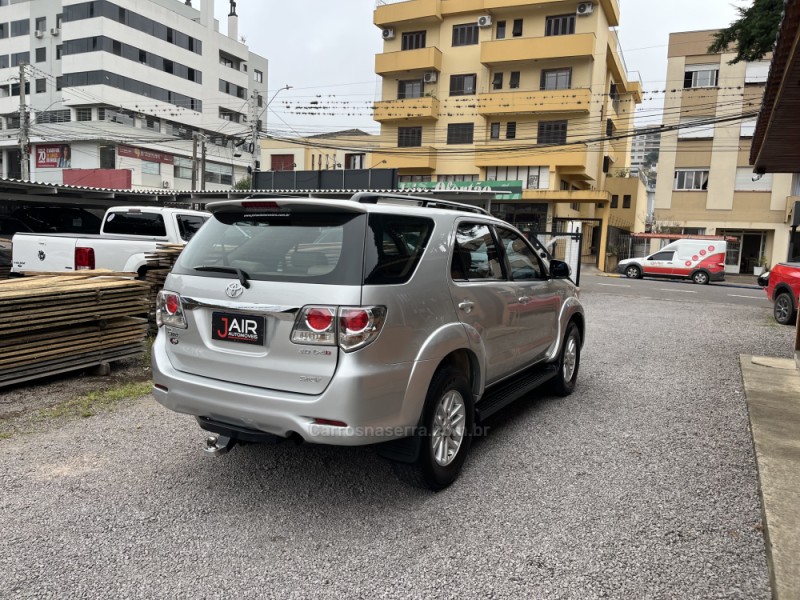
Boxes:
[211,312,265,345]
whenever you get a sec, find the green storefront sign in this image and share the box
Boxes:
[399,180,524,200]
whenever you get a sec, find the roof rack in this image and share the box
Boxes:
[349,192,490,216]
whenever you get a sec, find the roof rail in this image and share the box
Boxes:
[349,192,490,215]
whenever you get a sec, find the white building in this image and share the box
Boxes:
[629,127,660,175]
[0,0,268,190]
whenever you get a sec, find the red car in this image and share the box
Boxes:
[762,262,800,325]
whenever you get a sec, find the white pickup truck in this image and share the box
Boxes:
[11,206,209,276]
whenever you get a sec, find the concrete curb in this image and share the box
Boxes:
[586,271,763,290]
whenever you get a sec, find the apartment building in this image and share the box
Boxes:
[654,30,794,273]
[371,0,643,268]
[0,0,267,190]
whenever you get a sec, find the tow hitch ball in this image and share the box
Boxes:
[203,435,237,456]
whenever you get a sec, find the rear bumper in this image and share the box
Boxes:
[709,270,725,282]
[151,333,421,446]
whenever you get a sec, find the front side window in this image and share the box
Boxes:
[674,169,710,191]
[538,120,568,145]
[451,223,503,281]
[398,126,422,147]
[450,73,477,96]
[545,15,575,36]
[398,79,423,99]
[447,123,474,145]
[541,68,572,90]
[496,227,543,280]
[649,251,675,261]
[452,23,479,46]
[402,30,426,51]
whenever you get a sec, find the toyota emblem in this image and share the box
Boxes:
[225,282,244,298]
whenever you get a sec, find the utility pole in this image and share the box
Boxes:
[18,63,29,180]
[249,89,260,177]
[200,135,207,191]
[191,132,207,191]
[191,133,199,190]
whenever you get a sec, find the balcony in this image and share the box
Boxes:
[373,97,440,122]
[481,33,596,65]
[477,88,591,116]
[481,0,619,26]
[376,47,442,76]
[374,0,442,27]
[475,145,588,168]
[372,147,438,171]
[521,189,610,204]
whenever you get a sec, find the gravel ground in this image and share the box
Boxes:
[0,292,794,599]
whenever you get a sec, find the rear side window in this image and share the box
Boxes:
[364,214,434,285]
[176,214,208,242]
[451,222,503,280]
[172,207,366,285]
[104,211,167,236]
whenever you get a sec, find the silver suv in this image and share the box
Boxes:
[152,193,584,490]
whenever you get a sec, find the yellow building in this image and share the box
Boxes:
[654,30,794,274]
[372,0,643,269]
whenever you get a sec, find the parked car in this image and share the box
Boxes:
[11,206,102,234]
[0,216,34,275]
[760,262,800,325]
[617,239,727,284]
[11,206,209,276]
[151,193,585,490]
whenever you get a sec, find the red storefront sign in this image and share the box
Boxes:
[118,145,174,164]
[36,144,72,168]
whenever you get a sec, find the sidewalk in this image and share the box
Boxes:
[740,355,800,600]
[581,265,761,289]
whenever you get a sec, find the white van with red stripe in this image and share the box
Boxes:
[616,239,727,284]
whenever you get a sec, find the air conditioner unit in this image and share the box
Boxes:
[382,27,395,40]
[162,181,170,189]
[477,15,492,28]
[423,71,438,84]
[34,30,43,38]
[577,2,594,15]
[50,27,60,36]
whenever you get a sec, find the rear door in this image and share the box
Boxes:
[643,250,677,276]
[163,202,366,395]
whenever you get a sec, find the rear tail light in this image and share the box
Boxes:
[291,305,386,351]
[156,290,187,329]
[75,247,95,270]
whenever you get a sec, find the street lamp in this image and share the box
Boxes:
[251,84,292,179]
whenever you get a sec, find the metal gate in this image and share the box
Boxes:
[528,230,583,286]
[552,218,601,266]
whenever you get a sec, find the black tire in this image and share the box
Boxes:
[692,270,710,285]
[624,265,642,279]
[774,291,797,325]
[549,322,581,397]
[391,367,474,491]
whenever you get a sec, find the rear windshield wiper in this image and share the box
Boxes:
[193,265,251,289]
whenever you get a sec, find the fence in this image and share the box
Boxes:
[528,230,583,286]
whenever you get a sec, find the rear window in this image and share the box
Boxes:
[172,208,366,285]
[364,214,433,285]
[104,211,167,236]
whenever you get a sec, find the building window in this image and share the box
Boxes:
[490,122,500,139]
[610,194,618,208]
[10,82,30,96]
[141,161,160,175]
[398,79,423,99]
[512,19,523,37]
[398,175,432,183]
[35,17,46,32]
[740,118,757,137]
[56,45,63,59]
[492,72,503,90]
[450,73,477,96]
[538,120,568,145]
[438,175,478,183]
[76,108,92,121]
[254,69,263,83]
[447,123,474,145]
[683,65,719,88]
[509,71,520,89]
[35,47,46,63]
[506,122,517,139]
[545,15,575,36]
[674,169,710,191]
[571,202,580,211]
[496,20,506,39]
[452,23,479,46]
[99,145,116,169]
[402,31,426,51]
[35,78,46,94]
[146,117,160,132]
[35,110,71,124]
[11,52,30,67]
[541,68,571,90]
[398,126,422,147]
[219,79,247,99]
[11,19,30,37]
[744,61,769,84]
[0,56,7,69]
[0,23,6,39]
[64,71,203,112]
[623,194,631,209]
[735,167,773,191]
[678,117,715,139]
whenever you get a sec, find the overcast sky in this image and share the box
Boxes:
[213,0,744,136]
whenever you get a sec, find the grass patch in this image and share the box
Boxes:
[38,381,153,420]
[0,432,12,441]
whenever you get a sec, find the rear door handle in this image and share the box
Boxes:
[458,300,474,314]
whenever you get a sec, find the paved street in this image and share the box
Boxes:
[0,290,795,599]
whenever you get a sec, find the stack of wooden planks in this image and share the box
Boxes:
[0,273,150,387]
[143,244,184,331]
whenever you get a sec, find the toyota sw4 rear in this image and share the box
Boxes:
[152,193,584,489]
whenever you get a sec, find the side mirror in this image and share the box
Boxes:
[550,259,571,279]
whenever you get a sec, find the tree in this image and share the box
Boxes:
[234,176,252,190]
[708,0,784,64]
